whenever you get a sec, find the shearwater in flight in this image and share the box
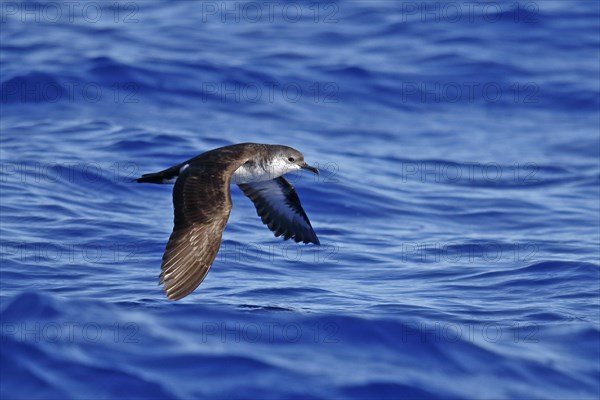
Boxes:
[137,143,320,300]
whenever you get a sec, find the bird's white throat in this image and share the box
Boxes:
[231,159,298,184]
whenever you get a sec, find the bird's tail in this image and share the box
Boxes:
[137,164,182,184]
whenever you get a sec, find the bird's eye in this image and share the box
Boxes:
[288,157,295,162]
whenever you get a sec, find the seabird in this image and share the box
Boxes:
[137,143,320,300]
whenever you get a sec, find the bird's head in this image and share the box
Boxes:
[272,145,320,176]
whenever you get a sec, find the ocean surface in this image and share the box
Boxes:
[1,1,599,399]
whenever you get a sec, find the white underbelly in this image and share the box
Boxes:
[231,161,294,184]
[231,164,272,184]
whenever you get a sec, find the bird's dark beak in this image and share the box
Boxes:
[301,163,320,174]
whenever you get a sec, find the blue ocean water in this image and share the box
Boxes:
[1,0,599,398]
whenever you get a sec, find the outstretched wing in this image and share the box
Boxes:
[159,165,232,300]
[238,177,319,244]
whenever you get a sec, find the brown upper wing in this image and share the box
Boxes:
[159,165,233,300]
[238,177,319,245]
